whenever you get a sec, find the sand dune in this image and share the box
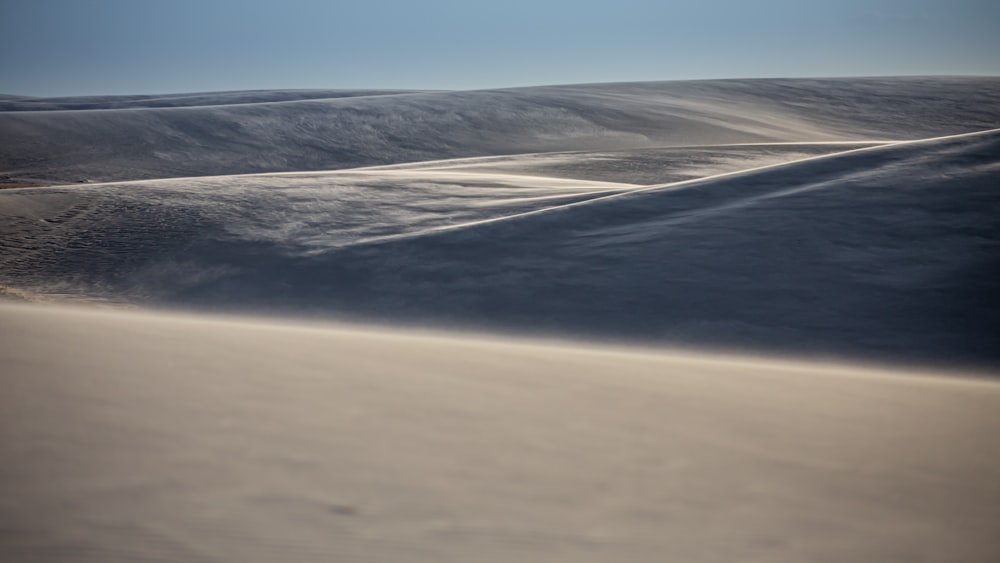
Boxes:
[0,89,429,111]
[366,141,884,185]
[2,302,999,562]
[4,126,996,366]
[3,77,999,184]
[2,76,1000,562]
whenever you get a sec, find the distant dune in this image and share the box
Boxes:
[2,302,999,563]
[0,89,429,111]
[2,77,999,184]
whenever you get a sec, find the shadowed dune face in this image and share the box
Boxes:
[2,77,999,184]
[2,129,998,367]
[0,89,430,111]
[1,77,999,367]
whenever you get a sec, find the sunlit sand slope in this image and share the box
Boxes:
[1,303,998,562]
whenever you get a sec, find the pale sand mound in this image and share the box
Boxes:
[2,303,998,562]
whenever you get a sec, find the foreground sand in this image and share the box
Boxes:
[2,303,998,562]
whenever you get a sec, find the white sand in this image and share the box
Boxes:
[2,302,999,562]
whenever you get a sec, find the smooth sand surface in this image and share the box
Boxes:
[2,303,999,562]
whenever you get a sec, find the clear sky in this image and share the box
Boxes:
[1,0,998,96]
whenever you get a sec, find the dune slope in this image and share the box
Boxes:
[284,129,999,367]
[2,77,999,183]
[2,128,998,366]
[0,89,428,111]
[2,303,999,563]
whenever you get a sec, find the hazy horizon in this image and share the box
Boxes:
[5,72,1000,99]
[2,0,999,97]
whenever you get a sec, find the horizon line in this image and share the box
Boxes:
[5,73,1000,99]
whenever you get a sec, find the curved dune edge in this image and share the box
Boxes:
[2,302,999,562]
[347,127,1000,245]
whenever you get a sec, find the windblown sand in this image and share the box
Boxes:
[2,303,998,562]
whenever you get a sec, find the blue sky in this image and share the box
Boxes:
[1,0,998,96]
